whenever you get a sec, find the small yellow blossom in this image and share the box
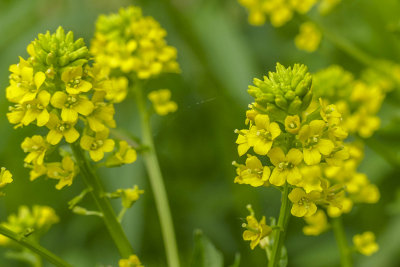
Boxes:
[234,155,270,187]
[46,114,80,145]
[50,91,94,122]
[303,210,329,236]
[47,156,77,190]
[106,77,129,103]
[21,135,49,165]
[299,120,334,165]
[61,66,92,95]
[148,89,178,116]
[268,147,303,186]
[118,185,144,209]
[295,22,322,52]
[119,254,143,267]
[242,209,272,250]
[353,231,379,256]
[235,129,251,156]
[106,140,137,167]
[0,168,13,188]
[20,90,51,127]
[289,188,320,217]
[248,114,281,155]
[285,115,301,134]
[297,165,323,193]
[87,91,116,132]
[290,0,317,14]
[80,129,115,162]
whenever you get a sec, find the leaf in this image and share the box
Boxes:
[191,229,224,267]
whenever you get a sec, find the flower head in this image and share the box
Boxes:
[148,89,178,116]
[234,155,270,187]
[353,231,379,256]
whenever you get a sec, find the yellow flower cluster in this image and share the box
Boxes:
[119,254,144,267]
[353,231,379,256]
[91,6,180,81]
[238,0,341,27]
[6,27,137,189]
[0,168,13,189]
[295,22,322,52]
[0,206,59,246]
[313,65,388,138]
[234,63,380,241]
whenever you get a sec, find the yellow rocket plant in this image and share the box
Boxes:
[233,63,379,266]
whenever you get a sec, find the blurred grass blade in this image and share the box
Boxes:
[191,229,223,267]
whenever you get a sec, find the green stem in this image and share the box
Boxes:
[332,216,353,267]
[71,143,134,258]
[133,83,180,267]
[0,225,72,267]
[268,183,291,267]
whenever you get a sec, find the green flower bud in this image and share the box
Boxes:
[247,63,313,115]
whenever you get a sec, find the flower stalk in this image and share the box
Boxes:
[332,216,353,267]
[0,225,72,267]
[71,143,134,258]
[268,183,291,267]
[133,82,180,267]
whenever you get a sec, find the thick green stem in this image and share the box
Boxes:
[134,84,180,267]
[332,217,353,267]
[0,225,72,267]
[71,143,134,258]
[268,183,291,267]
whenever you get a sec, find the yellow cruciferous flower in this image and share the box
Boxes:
[80,129,115,162]
[353,231,379,256]
[148,89,178,116]
[289,188,320,217]
[242,213,272,250]
[234,155,271,187]
[119,254,143,267]
[248,114,281,155]
[268,147,303,186]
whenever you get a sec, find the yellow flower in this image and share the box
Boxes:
[295,22,322,52]
[21,135,49,165]
[290,0,317,14]
[61,66,92,95]
[106,77,129,103]
[148,89,178,116]
[6,104,26,128]
[47,156,77,190]
[119,254,143,267]
[268,147,303,186]
[106,140,137,166]
[242,214,272,250]
[0,168,13,188]
[248,114,281,155]
[29,163,47,181]
[118,185,144,209]
[319,99,342,126]
[270,4,293,27]
[324,147,349,166]
[327,197,353,217]
[289,188,319,217]
[303,210,329,236]
[234,155,271,187]
[50,91,94,122]
[297,165,323,193]
[18,90,51,127]
[299,120,334,165]
[6,64,46,104]
[235,129,251,156]
[46,113,80,145]
[80,129,115,162]
[87,91,116,132]
[284,115,301,134]
[353,232,379,256]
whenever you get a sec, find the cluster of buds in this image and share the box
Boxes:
[234,64,379,253]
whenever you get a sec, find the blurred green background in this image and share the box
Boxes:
[0,0,400,266]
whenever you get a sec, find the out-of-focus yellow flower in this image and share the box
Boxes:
[285,115,301,134]
[234,155,271,187]
[106,77,129,103]
[117,185,144,209]
[0,168,13,188]
[297,165,323,193]
[295,22,322,52]
[353,231,379,256]
[303,210,329,236]
[21,135,49,165]
[119,254,143,267]
[148,89,178,116]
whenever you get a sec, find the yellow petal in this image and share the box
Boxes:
[47,130,63,145]
[61,108,78,122]
[268,147,285,166]
[34,72,46,89]
[80,135,95,151]
[269,168,286,186]
[74,98,94,116]
[102,139,115,152]
[37,110,50,126]
[90,150,104,162]
[51,91,67,109]
[318,139,334,155]
[64,127,79,143]
[303,148,321,165]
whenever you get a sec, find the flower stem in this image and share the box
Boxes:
[268,183,291,267]
[71,143,134,258]
[133,83,180,267]
[332,216,353,267]
[0,225,72,267]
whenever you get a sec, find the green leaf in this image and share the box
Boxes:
[191,229,224,267]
